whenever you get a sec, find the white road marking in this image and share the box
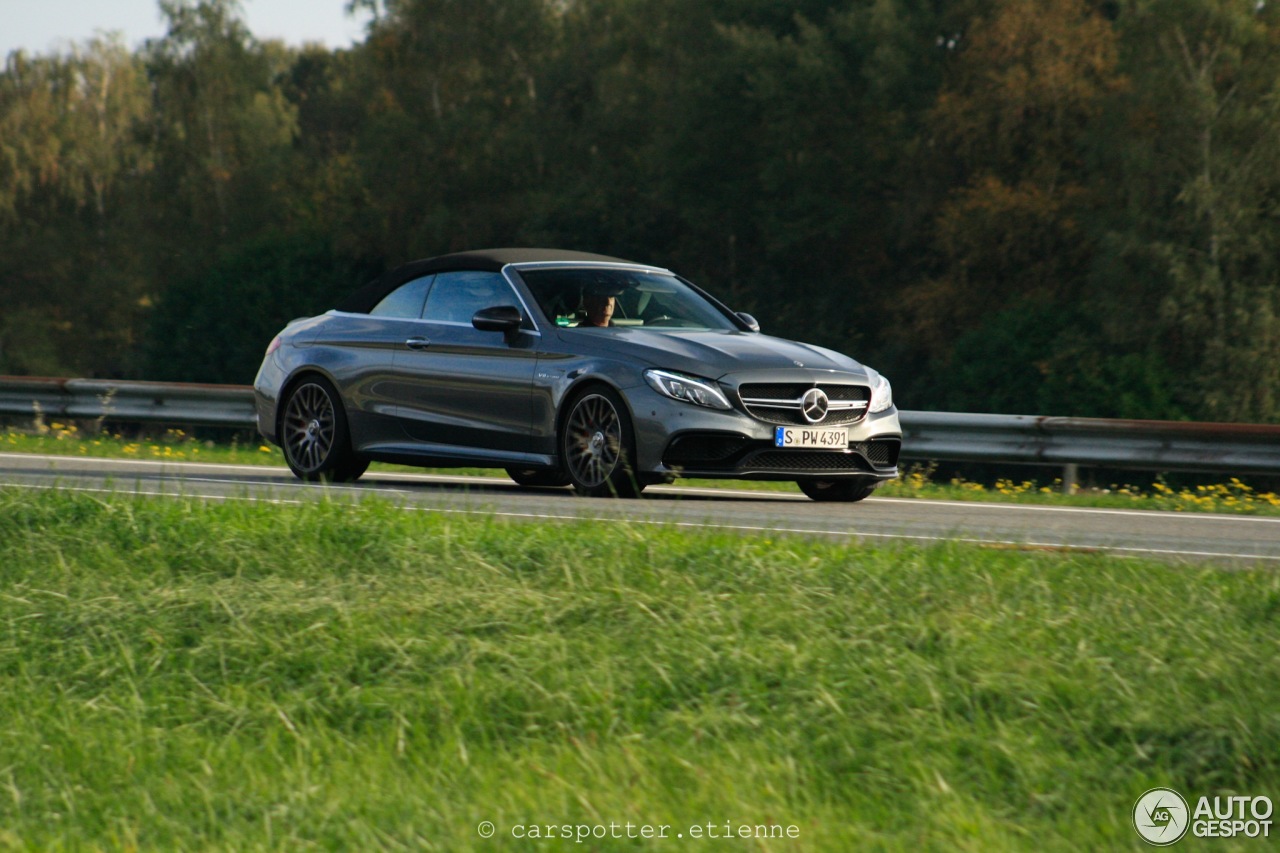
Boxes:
[864,494,1280,523]
[1,452,291,475]
[5,479,1277,564]
[4,452,1279,523]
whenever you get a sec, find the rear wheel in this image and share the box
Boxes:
[280,376,367,482]
[506,467,570,488]
[560,387,643,498]
[797,479,877,502]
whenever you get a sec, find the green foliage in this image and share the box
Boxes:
[1,488,1278,847]
[926,301,1188,418]
[146,233,378,383]
[0,37,153,377]
[1101,0,1280,422]
[4,0,1280,421]
[143,0,302,247]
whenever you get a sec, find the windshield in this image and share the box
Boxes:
[518,268,738,331]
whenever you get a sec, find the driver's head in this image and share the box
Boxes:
[582,293,615,327]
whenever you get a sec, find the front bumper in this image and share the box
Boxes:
[660,431,901,480]
[628,381,902,481]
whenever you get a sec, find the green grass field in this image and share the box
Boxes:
[0,487,1276,850]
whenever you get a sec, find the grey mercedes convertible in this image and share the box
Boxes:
[253,248,901,501]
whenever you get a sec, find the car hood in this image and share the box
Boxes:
[556,327,866,379]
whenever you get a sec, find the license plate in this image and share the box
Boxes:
[774,426,849,449]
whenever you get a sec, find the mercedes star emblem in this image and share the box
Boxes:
[800,388,829,424]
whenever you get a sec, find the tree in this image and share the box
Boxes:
[0,37,153,376]
[901,0,1129,413]
[344,0,555,261]
[1104,0,1280,421]
[143,0,299,248]
[914,0,1121,333]
[146,234,377,383]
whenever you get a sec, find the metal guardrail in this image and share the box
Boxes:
[3,376,1280,480]
[0,376,256,429]
[898,411,1280,483]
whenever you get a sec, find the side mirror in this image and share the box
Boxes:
[736,312,760,333]
[473,305,524,337]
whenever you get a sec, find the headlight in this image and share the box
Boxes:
[643,369,732,410]
[866,366,893,413]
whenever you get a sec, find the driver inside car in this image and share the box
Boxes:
[581,292,616,327]
[575,281,627,327]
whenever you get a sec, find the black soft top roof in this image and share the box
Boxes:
[335,248,638,314]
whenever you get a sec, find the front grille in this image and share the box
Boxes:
[737,383,870,426]
[739,384,868,402]
[740,450,873,472]
[663,434,900,475]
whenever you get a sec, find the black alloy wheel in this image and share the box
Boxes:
[506,467,571,487]
[280,377,368,482]
[560,387,642,498]
[797,479,877,502]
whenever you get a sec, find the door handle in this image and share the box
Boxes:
[405,337,430,350]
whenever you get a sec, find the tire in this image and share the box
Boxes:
[797,479,877,503]
[506,467,570,488]
[279,376,367,482]
[559,386,643,498]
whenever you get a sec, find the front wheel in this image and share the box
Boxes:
[280,376,366,482]
[560,387,643,498]
[797,479,877,502]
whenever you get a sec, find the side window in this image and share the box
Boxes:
[370,275,434,318]
[422,271,519,325]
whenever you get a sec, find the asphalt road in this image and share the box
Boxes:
[2,452,1278,565]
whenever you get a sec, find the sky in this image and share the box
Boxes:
[0,0,375,57]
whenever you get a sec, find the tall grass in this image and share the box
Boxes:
[0,488,1277,850]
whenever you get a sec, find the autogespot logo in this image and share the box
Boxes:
[1134,788,1190,846]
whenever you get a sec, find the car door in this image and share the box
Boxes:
[392,270,538,453]
[310,274,435,447]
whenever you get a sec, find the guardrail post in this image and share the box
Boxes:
[1062,463,1079,495]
